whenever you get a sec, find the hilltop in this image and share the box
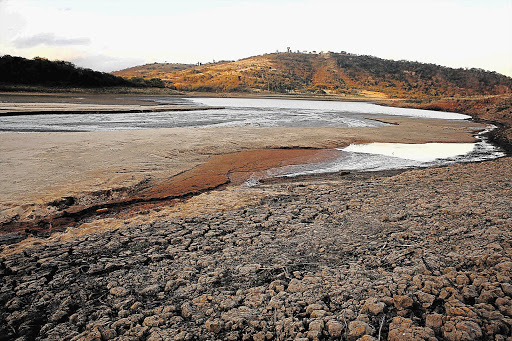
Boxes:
[112,52,512,100]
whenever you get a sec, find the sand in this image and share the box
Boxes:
[0,114,485,227]
[1,94,511,340]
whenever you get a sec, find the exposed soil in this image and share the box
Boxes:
[0,110,483,241]
[1,93,511,340]
[0,148,336,240]
[1,157,511,340]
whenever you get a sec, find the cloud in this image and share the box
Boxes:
[13,33,91,48]
[70,54,145,72]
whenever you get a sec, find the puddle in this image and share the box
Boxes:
[244,125,506,184]
[341,142,476,162]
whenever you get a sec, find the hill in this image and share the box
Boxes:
[113,62,195,78]
[113,52,512,100]
[0,55,165,89]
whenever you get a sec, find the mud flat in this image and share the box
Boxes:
[0,116,485,237]
[1,156,511,340]
[1,94,511,340]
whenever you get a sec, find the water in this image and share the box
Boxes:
[257,126,505,181]
[0,96,504,176]
[0,97,470,132]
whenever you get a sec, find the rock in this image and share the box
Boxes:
[140,284,161,296]
[225,331,240,341]
[425,313,443,331]
[143,315,165,327]
[501,283,512,296]
[495,261,512,272]
[358,336,377,341]
[393,295,413,310]
[307,319,324,339]
[110,287,128,297]
[310,309,326,318]
[252,331,265,341]
[416,291,435,308]
[287,278,306,293]
[347,320,373,341]
[388,317,436,341]
[305,303,324,315]
[326,320,343,337]
[361,298,385,315]
[269,280,285,293]
[238,263,261,275]
[205,318,223,333]
[442,318,483,341]
[181,302,193,318]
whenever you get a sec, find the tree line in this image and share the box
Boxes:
[0,55,165,88]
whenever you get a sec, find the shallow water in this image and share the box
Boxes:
[254,126,505,181]
[186,97,471,120]
[0,97,469,132]
[0,97,504,176]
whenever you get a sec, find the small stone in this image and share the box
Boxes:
[416,291,435,308]
[181,302,193,318]
[143,315,165,327]
[362,298,385,315]
[226,331,239,341]
[310,310,327,318]
[388,317,436,341]
[358,336,377,341]
[442,319,483,341]
[306,304,324,315]
[140,284,160,296]
[425,313,443,331]
[238,263,261,275]
[205,318,223,333]
[326,320,343,337]
[393,295,413,310]
[109,287,128,297]
[269,280,285,293]
[309,319,324,331]
[307,319,324,339]
[252,331,265,341]
[287,278,306,293]
[347,320,373,341]
[130,302,143,310]
[501,283,512,296]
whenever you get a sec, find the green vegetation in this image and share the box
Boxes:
[0,55,166,89]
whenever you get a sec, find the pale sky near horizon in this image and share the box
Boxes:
[1,0,511,76]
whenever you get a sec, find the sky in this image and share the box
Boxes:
[1,0,511,76]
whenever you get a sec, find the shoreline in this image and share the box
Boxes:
[0,92,503,242]
[0,92,494,242]
[1,92,511,340]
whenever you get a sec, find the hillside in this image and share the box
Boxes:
[0,55,165,89]
[112,52,512,99]
[113,62,195,78]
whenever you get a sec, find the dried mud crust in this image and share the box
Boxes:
[1,158,511,340]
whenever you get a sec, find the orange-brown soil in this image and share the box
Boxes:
[138,148,338,200]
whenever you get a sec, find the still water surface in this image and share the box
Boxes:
[0,97,470,132]
[0,97,504,174]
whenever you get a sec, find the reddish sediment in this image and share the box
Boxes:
[137,148,339,200]
[0,148,337,240]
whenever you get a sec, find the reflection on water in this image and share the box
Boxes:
[247,126,505,183]
[342,142,476,162]
[188,97,471,120]
[1,96,504,177]
[0,96,470,133]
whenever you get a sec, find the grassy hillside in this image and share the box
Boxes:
[112,52,512,100]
